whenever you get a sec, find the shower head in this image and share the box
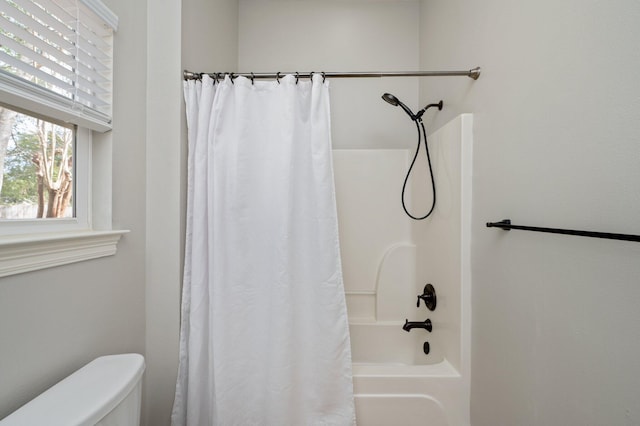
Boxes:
[382,93,400,106]
[382,93,444,121]
[381,93,416,120]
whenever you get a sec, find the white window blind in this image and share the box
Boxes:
[0,0,117,132]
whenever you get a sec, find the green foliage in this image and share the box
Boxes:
[1,131,39,204]
[1,111,74,218]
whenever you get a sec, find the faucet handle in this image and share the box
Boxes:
[417,283,437,311]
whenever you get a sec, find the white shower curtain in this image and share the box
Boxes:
[172,74,355,426]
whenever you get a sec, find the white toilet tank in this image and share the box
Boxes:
[0,353,145,426]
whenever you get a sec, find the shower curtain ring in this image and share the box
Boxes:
[229,72,235,84]
[309,71,314,81]
[295,72,299,84]
[276,72,281,84]
[322,72,326,83]
[250,72,255,85]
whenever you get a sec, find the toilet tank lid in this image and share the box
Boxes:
[0,354,145,426]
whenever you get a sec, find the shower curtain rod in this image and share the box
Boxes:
[183,67,481,81]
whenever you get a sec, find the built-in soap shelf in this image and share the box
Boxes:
[345,243,417,323]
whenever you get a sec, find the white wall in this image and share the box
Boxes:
[144,0,182,424]
[182,0,238,73]
[145,0,239,425]
[419,1,640,424]
[239,0,420,150]
[140,1,240,425]
[0,0,147,418]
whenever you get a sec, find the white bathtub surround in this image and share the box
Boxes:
[413,114,473,376]
[173,75,355,425]
[349,322,444,365]
[334,115,473,426]
[333,150,413,322]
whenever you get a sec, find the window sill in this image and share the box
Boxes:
[0,230,129,277]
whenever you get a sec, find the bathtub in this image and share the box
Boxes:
[350,323,467,426]
[337,115,473,426]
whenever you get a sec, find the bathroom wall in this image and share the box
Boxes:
[182,0,238,73]
[238,0,420,150]
[144,0,182,424]
[139,1,241,425]
[418,1,640,424]
[0,0,148,418]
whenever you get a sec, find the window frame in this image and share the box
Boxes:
[0,107,89,233]
[0,118,127,277]
[0,0,124,277]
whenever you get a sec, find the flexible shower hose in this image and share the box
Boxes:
[401,119,436,220]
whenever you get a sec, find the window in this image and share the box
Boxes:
[0,0,117,129]
[1,107,75,220]
[0,0,124,277]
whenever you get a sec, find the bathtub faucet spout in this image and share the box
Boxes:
[402,318,432,332]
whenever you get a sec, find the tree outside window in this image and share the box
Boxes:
[0,106,74,219]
